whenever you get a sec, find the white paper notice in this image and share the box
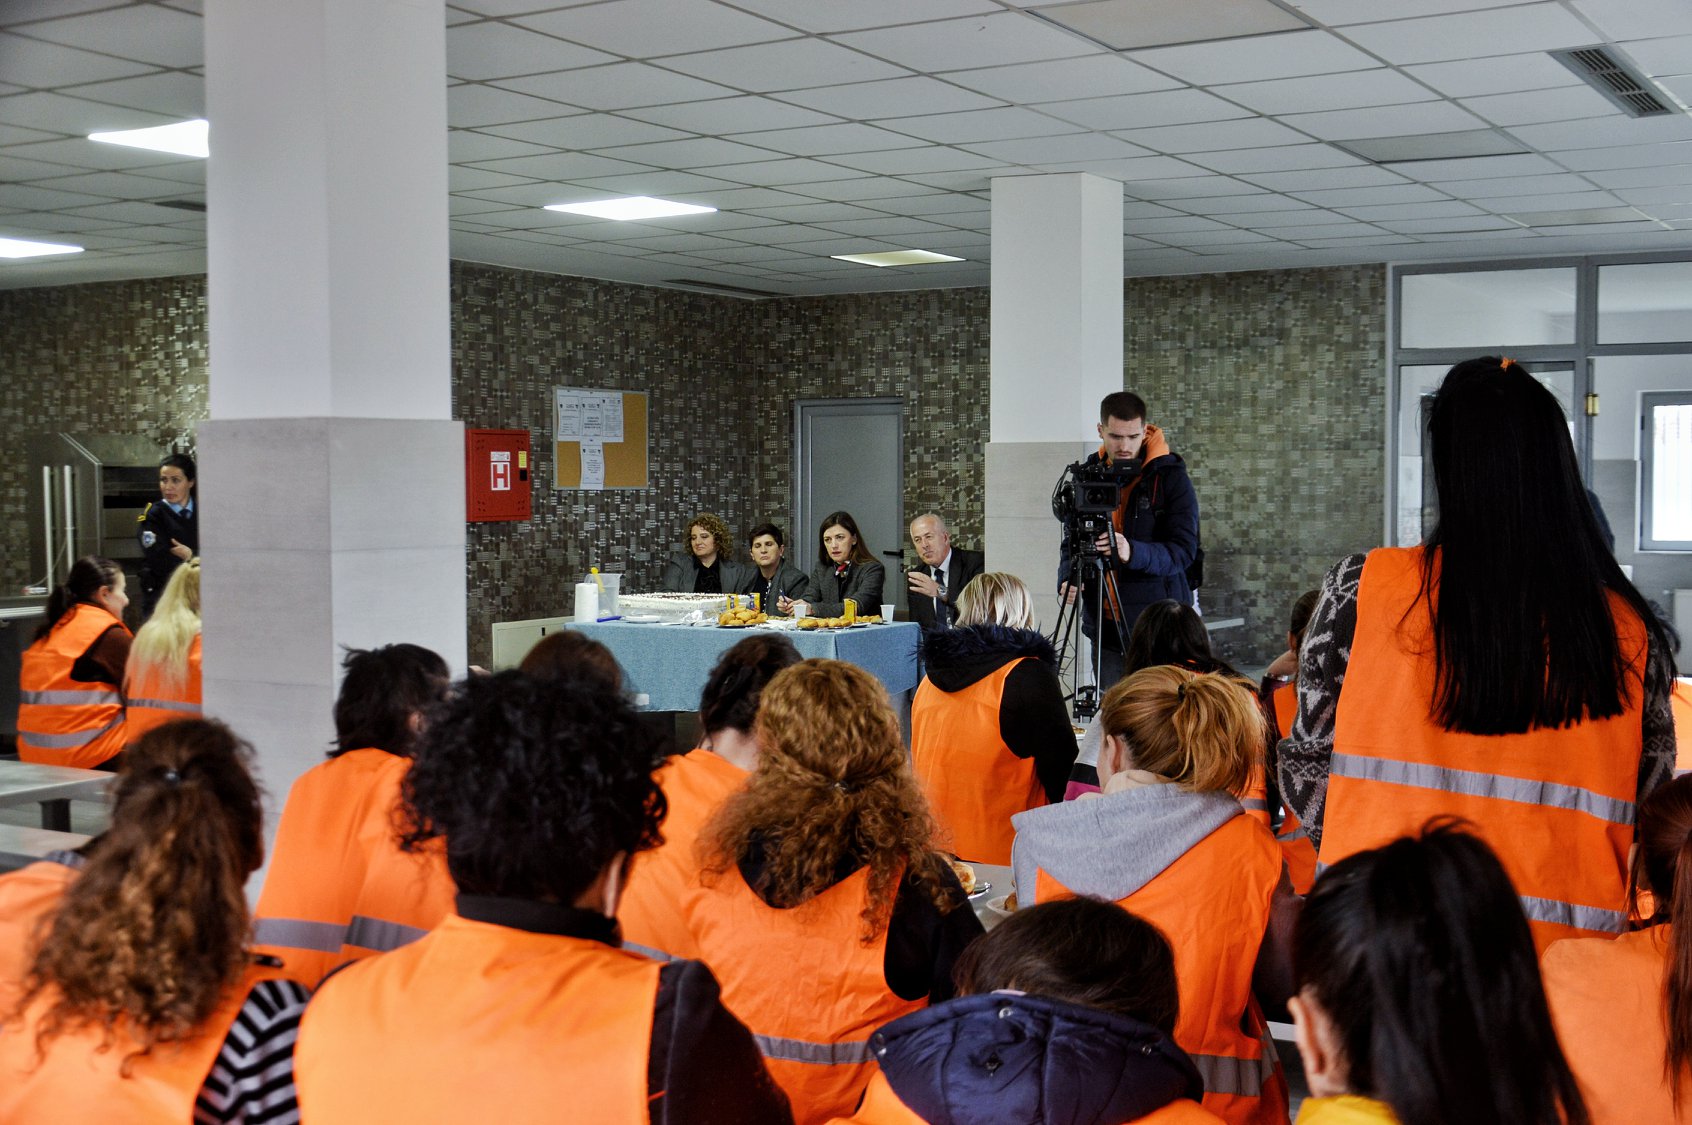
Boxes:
[581,398,607,442]
[602,393,624,443]
[580,442,606,489]
[555,391,583,440]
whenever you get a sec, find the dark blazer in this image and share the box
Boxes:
[748,559,810,606]
[659,554,754,595]
[803,559,886,618]
[906,547,985,630]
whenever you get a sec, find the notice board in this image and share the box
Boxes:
[553,387,648,490]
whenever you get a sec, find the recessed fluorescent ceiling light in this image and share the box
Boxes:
[0,237,84,259]
[1032,0,1307,50]
[544,196,716,221]
[831,250,967,267]
[88,118,209,158]
[1334,130,1527,164]
[1504,207,1650,227]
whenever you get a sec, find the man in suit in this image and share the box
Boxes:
[905,513,984,630]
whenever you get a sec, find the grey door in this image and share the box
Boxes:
[794,398,904,610]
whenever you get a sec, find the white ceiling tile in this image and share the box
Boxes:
[723,123,926,157]
[1043,155,1210,181]
[1555,141,1692,171]
[449,165,539,193]
[1185,143,1364,174]
[1508,220,1663,237]
[941,54,1178,104]
[1111,117,1311,154]
[54,198,200,223]
[114,158,202,185]
[1213,69,1439,116]
[680,186,829,208]
[1340,4,1598,65]
[500,63,739,111]
[1296,234,1420,246]
[0,209,129,233]
[1128,175,1266,199]
[1617,36,1692,77]
[1403,53,1584,97]
[1249,221,1378,238]
[57,71,202,119]
[1040,88,1250,131]
[1170,194,1317,215]
[622,96,841,134]
[1473,190,1625,211]
[833,12,1097,72]
[1435,172,1597,196]
[0,123,59,145]
[1295,183,1446,205]
[865,191,990,216]
[743,202,885,223]
[0,91,177,135]
[1640,202,1692,219]
[1660,74,1692,101]
[446,22,614,81]
[1391,153,1564,181]
[1242,165,1407,191]
[590,136,790,167]
[1336,199,1481,218]
[1461,86,1622,127]
[466,151,655,182]
[1126,29,1378,85]
[752,223,853,244]
[516,0,796,58]
[1572,0,1692,41]
[18,4,202,68]
[1509,115,1692,152]
[29,170,189,199]
[1122,215,1230,234]
[1585,165,1692,189]
[446,83,577,127]
[657,38,910,92]
[1281,100,1490,140]
[1239,207,1355,226]
[480,114,686,151]
[0,0,130,25]
[446,129,558,164]
[690,156,877,185]
[0,151,83,180]
[726,0,999,34]
[871,106,1083,144]
[1613,185,1692,205]
[618,232,749,253]
[1290,0,1525,24]
[1153,229,1281,246]
[820,146,1003,175]
[903,169,1002,190]
[0,31,161,87]
[1375,214,1522,233]
[775,177,943,202]
[562,170,742,197]
[963,132,1150,164]
[776,76,1001,119]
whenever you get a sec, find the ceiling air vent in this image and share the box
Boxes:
[1551,46,1676,118]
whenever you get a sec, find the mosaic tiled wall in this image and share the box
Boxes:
[1,262,1386,669]
[740,287,992,555]
[0,276,208,593]
[1122,265,1389,667]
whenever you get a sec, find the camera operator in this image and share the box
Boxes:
[1057,391,1201,690]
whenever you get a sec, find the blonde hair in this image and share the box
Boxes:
[700,659,952,940]
[954,572,1036,631]
[1099,665,1262,796]
[125,558,200,695]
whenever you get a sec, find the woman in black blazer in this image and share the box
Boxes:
[785,510,885,618]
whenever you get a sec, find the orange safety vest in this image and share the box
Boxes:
[1031,816,1290,1125]
[911,660,1045,865]
[0,860,78,1011]
[1268,683,1317,896]
[686,864,925,1125]
[1673,679,1691,773]
[1322,547,1647,952]
[122,634,202,746]
[1542,926,1686,1124]
[620,748,746,962]
[17,603,129,768]
[0,961,288,1123]
[295,913,660,1123]
[827,1068,1226,1124]
[253,747,450,986]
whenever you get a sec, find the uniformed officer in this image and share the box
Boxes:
[137,453,197,619]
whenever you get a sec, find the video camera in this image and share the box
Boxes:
[1051,456,1142,540]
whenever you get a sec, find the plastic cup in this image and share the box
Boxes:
[881,603,895,622]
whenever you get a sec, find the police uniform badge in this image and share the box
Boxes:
[141,530,157,548]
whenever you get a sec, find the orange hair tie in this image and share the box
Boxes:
[1499,356,1515,370]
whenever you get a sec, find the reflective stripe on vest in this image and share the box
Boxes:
[911,658,1044,865]
[344,914,428,953]
[1241,797,1268,812]
[126,697,202,715]
[756,1034,877,1066]
[18,715,122,749]
[621,939,680,963]
[122,635,203,748]
[252,916,347,954]
[17,603,128,769]
[19,689,117,706]
[1189,1026,1278,1097]
[1322,546,1645,952]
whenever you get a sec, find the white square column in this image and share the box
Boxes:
[200,0,464,861]
[986,173,1123,634]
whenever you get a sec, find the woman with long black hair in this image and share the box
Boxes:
[17,555,131,769]
[1279,356,1679,952]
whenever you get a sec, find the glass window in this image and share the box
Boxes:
[1598,262,1692,345]
[1400,267,1577,349]
[1642,392,1692,550]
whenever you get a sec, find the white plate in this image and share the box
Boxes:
[622,614,660,623]
[984,894,1016,918]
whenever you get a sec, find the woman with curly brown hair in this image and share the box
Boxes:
[685,658,984,1125]
[661,512,754,594]
[0,719,306,1122]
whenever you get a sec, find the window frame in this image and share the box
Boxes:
[1640,390,1692,552]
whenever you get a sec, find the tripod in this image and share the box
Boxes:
[1049,518,1132,721]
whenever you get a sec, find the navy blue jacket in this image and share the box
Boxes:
[868,992,1205,1124]
[1057,442,1200,650]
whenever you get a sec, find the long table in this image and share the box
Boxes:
[0,761,113,831]
[567,620,922,712]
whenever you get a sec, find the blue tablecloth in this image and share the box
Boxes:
[567,620,922,712]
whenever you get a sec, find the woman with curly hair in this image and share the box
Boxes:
[661,512,753,594]
[295,672,790,1125]
[0,719,306,1122]
[686,658,984,1125]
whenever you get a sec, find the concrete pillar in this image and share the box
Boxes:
[199,0,464,873]
[986,173,1123,644]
